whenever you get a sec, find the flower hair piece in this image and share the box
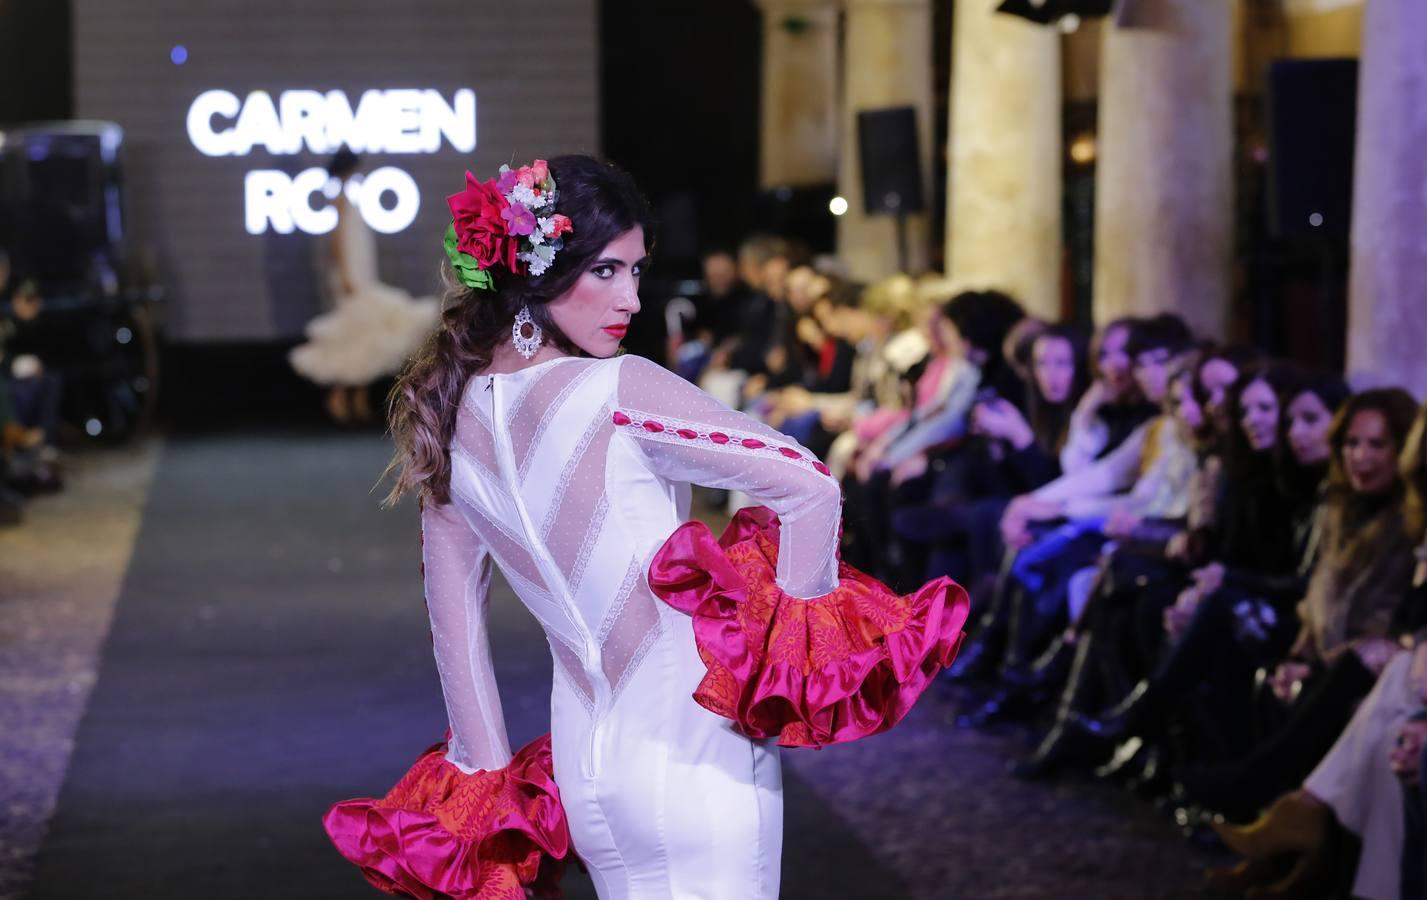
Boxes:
[444,158,574,292]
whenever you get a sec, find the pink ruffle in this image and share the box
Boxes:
[324,733,570,899]
[649,506,970,748]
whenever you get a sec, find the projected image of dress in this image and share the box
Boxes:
[289,148,438,420]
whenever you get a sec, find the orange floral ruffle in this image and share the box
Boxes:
[324,733,569,899]
[649,506,970,748]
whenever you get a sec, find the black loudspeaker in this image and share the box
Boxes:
[1265,59,1358,240]
[0,122,125,291]
[996,0,1113,25]
[856,107,924,216]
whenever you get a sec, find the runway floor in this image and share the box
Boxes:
[3,432,1218,899]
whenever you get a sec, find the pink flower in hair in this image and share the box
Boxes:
[496,167,519,194]
[547,214,574,237]
[516,166,537,189]
[501,202,537,236]
[531,159,549,183]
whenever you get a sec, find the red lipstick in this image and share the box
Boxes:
[603,324,627,338]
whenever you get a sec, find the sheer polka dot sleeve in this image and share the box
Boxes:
[615,355,842,599]
[420,499,512,773]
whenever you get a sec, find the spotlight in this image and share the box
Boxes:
[829,196,849,216]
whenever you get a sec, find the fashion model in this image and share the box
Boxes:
[324,155,969,899]
[289,148,440,423]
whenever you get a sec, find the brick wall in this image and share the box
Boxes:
[75,0,598,340]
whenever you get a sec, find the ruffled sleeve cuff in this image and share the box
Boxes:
[324,733,569,899]
[649,506,971,748]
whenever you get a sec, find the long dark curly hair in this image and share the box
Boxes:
[384,155,653,506]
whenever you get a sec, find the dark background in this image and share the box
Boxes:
[0,0,1358,423]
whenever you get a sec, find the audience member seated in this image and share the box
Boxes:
[0,247,65,516]
[842,289,1026,590]
[674,247,749,381]
[1205,399,1427,899]
[1019,364,1322,780]
[677,223,1426,881]
[1168,389,1418,823]
[951,315,1193,701]
[698,235,791,408]
[891,322,1091,601]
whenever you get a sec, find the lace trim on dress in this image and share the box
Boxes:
[548,633,596,714]
[517,362,601,482]
[567,494,609,594]
[612,408,833,479]
[539,406,611,538]
[597,559,665,703]
[450,441,502,494]
[597,557,645,645]
[450,484,552,600]
[611,611,662,703]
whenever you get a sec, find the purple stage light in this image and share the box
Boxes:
[170,45,188,65]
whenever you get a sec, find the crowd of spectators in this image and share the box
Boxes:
[677,234,1427,900]
[0,248,65,527]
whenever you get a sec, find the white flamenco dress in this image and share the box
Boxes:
[324,355,968,899]
[289,198,439,386]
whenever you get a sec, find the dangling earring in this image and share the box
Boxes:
[512,304,543,359]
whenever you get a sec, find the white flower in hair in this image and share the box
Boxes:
[521,251,551,276]
[509,184,539,208]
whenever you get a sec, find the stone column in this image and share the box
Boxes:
[1283,0,1363,58]
[945,0,1062,320]
[1092,0,1234,338]
[755,0,840,189]
[1345,0,1427,395]
[837,0,934,280]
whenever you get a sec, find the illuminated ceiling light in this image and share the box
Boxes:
[170,45,188,65]
[1059,13,1081,32]
[1069,133,1097,164]
[829,196,849,216]
[1309,213,1324,227]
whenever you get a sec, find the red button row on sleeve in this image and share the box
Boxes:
[611,411,832,476]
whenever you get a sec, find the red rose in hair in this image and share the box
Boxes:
[447,172,521,273]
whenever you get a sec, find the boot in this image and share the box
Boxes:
[1245,844,1334,900]
[1001,633,1075,691]
[942,578,1013,683]
[1008,637,1106,779]
[1092,736,1146,782]
[1067,678,1156,744]
[1212,790,1330,861]
[954,682,1050,729]
[1204,857,1293,893]
[1002,577,1067,673]
[1123,744,1171,798]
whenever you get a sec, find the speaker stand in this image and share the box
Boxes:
[894,212,910,274]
